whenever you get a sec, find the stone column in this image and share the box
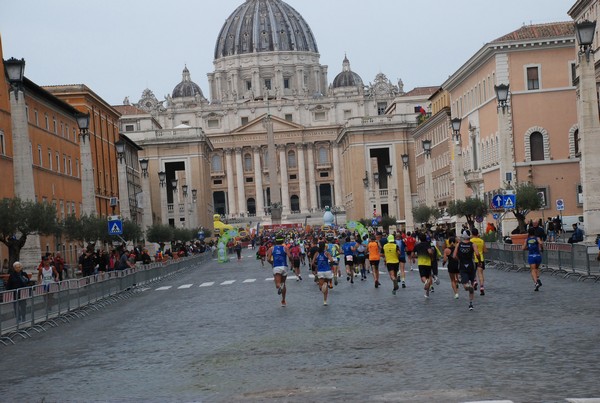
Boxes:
[306,143,318,211]
[578,52,600,241]
[253,146,265,217]
[225,149,236,217]
[117,157,130,220]
[160,179,168,225]
[80,131,96,216]
[424,154,435,207]
[402,162,414,231]
[141,173,153,232]
[172,185,180,228]
[497,106,515,189]
[10,87,40,268]
[332,142,343,208]
[235,148,246,215]
[296,144,309,213]
[278,145,291,215]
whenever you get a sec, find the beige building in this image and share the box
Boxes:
[440,22,580,234]
[117,0,433,231]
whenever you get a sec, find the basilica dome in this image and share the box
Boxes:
[172,66,205,99]
[332,56,363,89]
[214,0,319,60]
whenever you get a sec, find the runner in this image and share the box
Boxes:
[307,239,320,283]
[257,242,267,267]
[289,241,302,281]
[342,236,357,284]
[300,239,307,266]
[327,236,341,286]
[470,228,488,295]
[266,236,292,307]
[443,236,460,299]
[413,233,434,298]
[395,232,407,288]
[383,235,401,294]
[523,227,544,291]
[356,239,368,281]
[367,235,382,288]
[312,241,334,305]
[404,232,416,271]
[429,237,442,293]
[453,233,480,310]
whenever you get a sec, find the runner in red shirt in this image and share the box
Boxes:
[257,242,267,267]
[403,232,416,271]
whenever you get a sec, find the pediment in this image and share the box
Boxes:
[231,114,304,135]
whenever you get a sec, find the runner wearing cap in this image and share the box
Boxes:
[266,236,292,307]
[383,234,401,295]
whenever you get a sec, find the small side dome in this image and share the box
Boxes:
[172,66,205,99]
[332,56,363,89]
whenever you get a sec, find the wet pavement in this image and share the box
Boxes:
[2,252,600,403]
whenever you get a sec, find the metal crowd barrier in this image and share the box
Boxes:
[0,253,211,345]
[485,242,600,282]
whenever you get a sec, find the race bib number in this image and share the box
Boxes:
[346,255,354,262]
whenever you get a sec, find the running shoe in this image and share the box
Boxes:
[534,283,540,292]
[480,288,485,296]
[434,276,440,285]
[323,300,328,306]
[469,302,474,311]
[350,277,354,284]
[347,276,350,282]
[430,286,434,293]
[277,284,284,295]
[424,290,429,298]
[401,281,406,289]
[454,293,459,299]
[329,283,333,289]
[473,281,478,291]
[281,301,287,307]
[392,289,396,295]
[298,275,303,281]
[537,278,542,287]
[374,281,379,288]
[334,277,338,286]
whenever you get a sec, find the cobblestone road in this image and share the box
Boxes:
[2,252,600,402]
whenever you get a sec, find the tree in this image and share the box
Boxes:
[121,219,143,244]
[412,205,440,226]
[63,214,105,251]
[0,198,61,267]
[173,227,195,243]
[146,224,174,244]
[512,182,543,234]
[447,197,488,231]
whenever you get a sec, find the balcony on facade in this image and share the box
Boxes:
[345,114,409,128]
[464,170,483,185]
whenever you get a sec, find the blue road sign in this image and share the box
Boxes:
[492,213,499,220]
[503,194,516,210]
[491,194,503,209]
[371,218,378,226]
[108,219,123,235]
[556,198,565,211]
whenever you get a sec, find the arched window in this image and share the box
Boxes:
[318,147,328,164]
[244,153,252,171]
[287,150,297,168]
[530,131,544,161]
[290,195,300,212]
[574,129,580,156]
[211,154,222,171]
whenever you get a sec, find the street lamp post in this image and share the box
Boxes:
[115,139,130,220]
[451,117,466,203]
[495,84,515,188]
[191,188,198,229]
[181,184,189,228]
[401,153,414,231]
[76,112,96,216]
[171,177,180,228]
[575,20,600,242]
[422,139,434,207]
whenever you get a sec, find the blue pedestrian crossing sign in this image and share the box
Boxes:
[491,194,503,209]
[503,194,516,210]
[108,219,123,235]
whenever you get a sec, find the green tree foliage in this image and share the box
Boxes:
[173,227,195,243]
[0,198,61,266]
[146,224,174,244]
[447,198,488,230]
[412,205,440,226]
[121,219,143,243]
[513,182,543,233]
[63,214,105,250]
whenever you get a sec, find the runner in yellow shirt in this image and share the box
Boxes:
[383,235,401,295]
[470,228,488,296]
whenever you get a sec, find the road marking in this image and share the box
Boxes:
[287,276,298,280]
[463,401,514,403]
[199,282,214,287]
[265,278,274,281]
[243,279,256,283]
[155,286,172,291]
[308,274,315,279]
[221,280,236,285]
[178,284,193,289]
[138,288,151,292]
[566,399,600,403]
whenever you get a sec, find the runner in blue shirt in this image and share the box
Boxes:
[523,227,544,292]
[342,237,357,284]
[267,236,292,306]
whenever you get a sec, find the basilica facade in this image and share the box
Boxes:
[118,0,430,230]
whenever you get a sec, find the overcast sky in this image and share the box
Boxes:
[1,0,571,106]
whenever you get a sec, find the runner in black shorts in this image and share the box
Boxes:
[453,233,480,311]
[443,236,460,299]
